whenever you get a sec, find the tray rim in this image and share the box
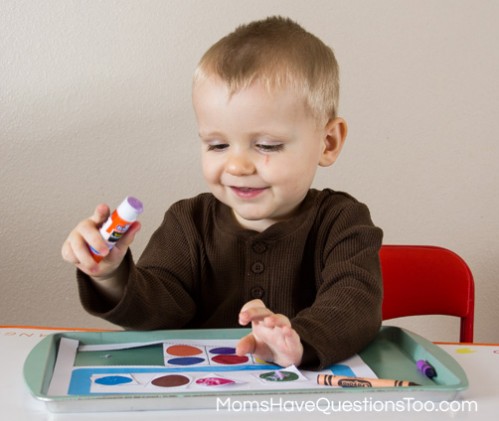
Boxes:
[23,326,469,411]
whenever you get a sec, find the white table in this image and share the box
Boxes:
[2,326,495,420]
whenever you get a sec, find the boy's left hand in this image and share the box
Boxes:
[236,299,303,367]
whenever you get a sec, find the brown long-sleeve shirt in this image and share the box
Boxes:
[77,189,383,369]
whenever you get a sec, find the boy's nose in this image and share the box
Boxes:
[225,153,256,176]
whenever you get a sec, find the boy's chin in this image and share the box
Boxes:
[231,209,276,231]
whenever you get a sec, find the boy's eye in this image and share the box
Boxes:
[256,144,284,153]
[207,143,229,152]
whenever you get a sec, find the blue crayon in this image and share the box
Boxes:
[416,360,437,378]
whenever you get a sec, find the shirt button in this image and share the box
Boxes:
[250,286,265,299]
[251,262,265,274]
[252,242,267,254]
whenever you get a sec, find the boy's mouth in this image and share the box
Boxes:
[230,186,268,199]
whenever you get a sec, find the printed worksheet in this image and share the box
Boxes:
[48,338,377,396]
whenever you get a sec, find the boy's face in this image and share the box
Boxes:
[193,77,338,232]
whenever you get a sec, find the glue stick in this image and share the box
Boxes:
[89,196,144,262]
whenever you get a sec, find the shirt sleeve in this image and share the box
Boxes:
[77,207,198,330]
[291,200,383,369]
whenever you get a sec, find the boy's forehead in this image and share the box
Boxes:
[193,76,231,98]
[193,75,304,105]
[193,79,322,139]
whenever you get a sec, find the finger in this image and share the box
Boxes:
[62,234,99,275]
[239,306,274,325]
[77,219,109,257]
[284,327,302,347]
[262,314,292,329]
[61,239,79,265]
[238,299,268,325]
[69,231,100,272]
[90,204,110,225]
[239,299,266,313]
[279,327,303,361]
[113,221,141,252]
[282,329,304,365]
[236,333,257,356]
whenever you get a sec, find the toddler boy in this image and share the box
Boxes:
[62,16,383,369]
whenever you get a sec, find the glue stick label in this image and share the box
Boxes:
[100,210,132,244]
[90,196,143,262]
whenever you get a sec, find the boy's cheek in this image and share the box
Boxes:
[201,161,218,180]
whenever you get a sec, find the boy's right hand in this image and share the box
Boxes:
[61,204,141,278]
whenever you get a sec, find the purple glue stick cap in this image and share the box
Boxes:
[117,196,144,222]
[126,196,144,214]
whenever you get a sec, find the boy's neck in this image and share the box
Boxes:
[230,191,314,233]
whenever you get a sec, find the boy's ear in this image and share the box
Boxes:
[319,117,348,167]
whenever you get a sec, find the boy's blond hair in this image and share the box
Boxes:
[193,16,340,124]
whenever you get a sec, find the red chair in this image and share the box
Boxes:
[380,245,475,342]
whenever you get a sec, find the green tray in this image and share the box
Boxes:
[23,326,468,413]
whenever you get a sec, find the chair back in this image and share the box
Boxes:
[380,245,474,342]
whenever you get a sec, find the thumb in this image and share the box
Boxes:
[114,221,141,251]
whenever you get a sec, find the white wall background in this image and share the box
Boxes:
[1,0,498,343]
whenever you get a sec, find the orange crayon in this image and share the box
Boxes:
[317,374,420,388]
